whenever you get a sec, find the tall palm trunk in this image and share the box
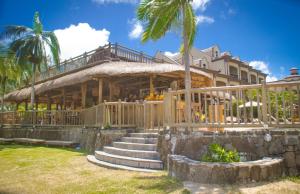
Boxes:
[30,63,36,110]
[1,77,7,112]
[182,4,192,128]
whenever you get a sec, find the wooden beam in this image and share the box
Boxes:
[81,82,87,108]
[109,81,113,101]
[47,94,52,110]
[98,78,103,104]
[150,75,154,94]
[62,88,66,110]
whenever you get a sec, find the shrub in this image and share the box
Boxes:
[103,123,112,130]
[201,143,240,163]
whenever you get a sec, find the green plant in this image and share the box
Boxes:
[201,143,240,163]
[103,123,112,130]
[1,11,60,110]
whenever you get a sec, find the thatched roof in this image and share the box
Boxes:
[4,61,212,102]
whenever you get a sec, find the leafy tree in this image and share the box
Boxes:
[1,12,60,110]
[0,44,21,111]
[137,0,196,125]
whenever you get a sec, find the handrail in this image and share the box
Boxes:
[35,43,166,82]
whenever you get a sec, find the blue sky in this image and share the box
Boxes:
[0,0,299,81]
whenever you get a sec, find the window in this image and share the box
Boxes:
[215,51,218,58]
[203,64,206,68]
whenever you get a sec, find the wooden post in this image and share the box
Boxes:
[98,78,103,104]
[81,82,87,109]
[25,101,28,111]
[150,75,154,95]
[62,88,66,110]
[261,81,268,125]
[35,98,39,110]
[16,103,19,111]
[109,81,113,101]
[47,94,51,111]
[118,99,122,129]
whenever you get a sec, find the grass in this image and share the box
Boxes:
[1,144,300,194]
[0,144,184,194]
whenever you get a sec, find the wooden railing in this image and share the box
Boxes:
[163,81,300,128]
[36,43,165,82]
[0,110,83,126]
[0,100,164,129]
[1,81,299,129]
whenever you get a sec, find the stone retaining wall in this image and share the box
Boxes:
[0,126,136,153]
[158,128,300,176]
[168,155,284,184]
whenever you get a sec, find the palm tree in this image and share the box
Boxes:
[1,12,60,110]
[0,44,21,111]
[138,0,196,125]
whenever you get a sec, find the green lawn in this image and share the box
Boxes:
[0,144,184,194]
[1,144,300,194]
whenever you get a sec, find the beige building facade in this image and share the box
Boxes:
[155,45,267,87]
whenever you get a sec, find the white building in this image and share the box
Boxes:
[155,45,267,87]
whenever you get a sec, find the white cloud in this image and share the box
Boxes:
[92,0,138,4]
[266,75,278,82]
[54,23,110,60]
[129,20,143,39]
[196,15,215,25]
[164,51,179,58]
[191,0,211,11]
[249,61,278,82]
[249,61,270,74]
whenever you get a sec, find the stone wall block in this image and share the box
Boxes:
[285,136,299,146]
[250,165,261,182]
[284,152,296,167]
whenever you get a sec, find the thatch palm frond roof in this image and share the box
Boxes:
[4,61,212,102]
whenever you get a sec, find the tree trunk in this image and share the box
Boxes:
[30,63,36,110]
[182,4,192,129]
[1,78,6,112]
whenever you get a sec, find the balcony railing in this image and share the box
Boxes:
[2,82,300,130]
[35,43,165,82]
[163,81,300,128]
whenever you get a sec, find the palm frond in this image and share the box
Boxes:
[0,25,33,40]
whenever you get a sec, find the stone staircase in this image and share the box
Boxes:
[87,132,163,172]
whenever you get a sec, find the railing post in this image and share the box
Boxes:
[103,100,107,128]
[163,88,172,128]
[261,81,268,125]
[115,42,118,56]
[84,52,87,65]
[140,52,143,62]
[118,99,122,129]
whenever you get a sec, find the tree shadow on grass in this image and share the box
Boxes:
[132,174,184,193]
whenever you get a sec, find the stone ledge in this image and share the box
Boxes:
[168,155,284,184]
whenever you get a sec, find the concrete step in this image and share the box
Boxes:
[121,137,157,144]
[13,138,46,144]
[86,155,159,173]
[0,138,14,144]
[129,133,159,138]
[45,140,79,148]
[94,151,163,170]
[113,142,157,151]
[103,146,160,160]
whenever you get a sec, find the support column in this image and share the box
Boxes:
[81,82,87,108]
[98,78,103,104]
[62,88,66,110]
[35,98,39,110]
[25,101,28,111]
[109,81,113,101]
[149,75,154,95]
[47,94,52,111]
